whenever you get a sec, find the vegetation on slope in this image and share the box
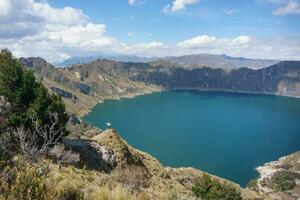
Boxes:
[251,151,300,199]
[192,173,243,200]
[0,49,68,148]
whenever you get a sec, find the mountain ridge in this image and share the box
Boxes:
[56,53,280,70]
[20,57,300,117]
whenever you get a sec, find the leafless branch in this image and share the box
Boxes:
[13,112,66,161]
[49,144,80,166]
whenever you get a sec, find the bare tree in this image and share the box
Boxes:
[13,112,66,161]
[13,126,39,160]
[31,113,65,153]
[49,144,80,166]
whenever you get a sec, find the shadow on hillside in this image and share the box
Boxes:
[63,138,117,172]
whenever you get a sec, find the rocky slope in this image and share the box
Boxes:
[249,151,300,199]
[20,57,162,117]
[60,128,259,199]
[134,60,300,97]
[20,57,300,117]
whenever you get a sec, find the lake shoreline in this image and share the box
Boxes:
[83,90,300,187]
[83,88,300,118]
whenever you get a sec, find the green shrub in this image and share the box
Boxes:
[192,174,242,200]
[0,160,49,200]
[271,171,300,191]
[57,186,84,200]
[247,178,259,191]
[0,49,68,149]
[0,159,86,200]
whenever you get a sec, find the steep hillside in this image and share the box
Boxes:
[134,61,300,97]
[20,58,162,116]
[20,57,300,117]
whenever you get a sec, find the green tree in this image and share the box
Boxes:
[0,49,35,109]
[28,82,69,145]
[0,49,69,148]
[0,49,36,128]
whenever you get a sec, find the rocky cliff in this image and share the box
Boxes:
[20,57,300,117]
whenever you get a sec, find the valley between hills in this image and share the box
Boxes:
[17,55,300,199]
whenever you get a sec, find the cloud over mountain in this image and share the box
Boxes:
[0,0,299,63]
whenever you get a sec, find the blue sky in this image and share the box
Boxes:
[48,0,300,42]
[0,0,300,62]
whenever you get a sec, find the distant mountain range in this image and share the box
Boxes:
[55,55,155,66]
[162,54,279,70]
[56,54,280,70]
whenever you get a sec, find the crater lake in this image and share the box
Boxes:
[84,90,300,186]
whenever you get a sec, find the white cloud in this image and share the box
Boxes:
[128,0,144,6]
[0,0,88,39]
[272,1,300,15]
[163,0,199,13]
[0,0,119,62]
[137,42,164,48]
[178,35,217,48]
[45,24,117,50]
[177,35,251,49]
[0,0,299,62]
[32,3,88,25]
[174,35,300,60]
[230,36,251,46]
[127,32,136,37]
[224,9,235,15]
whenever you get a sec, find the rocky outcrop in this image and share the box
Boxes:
[134,61,300,98]
[51,87,78,100]
[63,138,117,172]
[92,129,163,175]
[250,151,300,199]
[62,128,259,199]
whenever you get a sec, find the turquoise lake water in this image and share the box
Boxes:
[84,90,300,186]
